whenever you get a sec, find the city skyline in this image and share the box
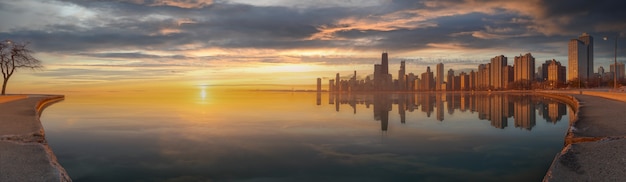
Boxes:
[320,47,623,92]
[1,0,625,93]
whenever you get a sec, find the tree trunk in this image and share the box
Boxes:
[1,78,7,95]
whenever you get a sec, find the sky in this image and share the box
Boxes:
[1,0,625,93]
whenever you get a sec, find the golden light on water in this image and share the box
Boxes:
[200,88,207,99]
[198,85,209,104]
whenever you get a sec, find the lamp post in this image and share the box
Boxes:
[603,36,618,90]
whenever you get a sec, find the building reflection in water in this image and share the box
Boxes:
[322,93,568,131]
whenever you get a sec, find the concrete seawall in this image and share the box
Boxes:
[0,95,71,182]
[540,91,626,181]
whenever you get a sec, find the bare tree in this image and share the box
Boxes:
[0,40,42,95]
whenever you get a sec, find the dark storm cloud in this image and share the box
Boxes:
[528,0,626,35]
[1,0,625,64]
[2,1,369,53]
[78,52,189,60]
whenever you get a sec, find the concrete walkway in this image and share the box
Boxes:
[544,94,626,182]
[0,95,70,182]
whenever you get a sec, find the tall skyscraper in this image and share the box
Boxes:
[335,73,341,92]
[381,52,389,75]
[568,32,594,81]
[514,53,535,83]
[447,69,455,91]
[436,63,444,91]
[374,52,392,90]
[398,61,406,90]
[490,55,507,89]
[611,62,625,80]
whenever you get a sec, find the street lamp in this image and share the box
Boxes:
[603,36,618,91]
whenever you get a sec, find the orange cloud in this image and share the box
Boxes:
[153,0,213,8]
[121,0,213,8]
[310,0,584,40]
[309,11,438,40]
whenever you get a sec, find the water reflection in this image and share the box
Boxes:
[320,93,568,131]
[41,91,571,182]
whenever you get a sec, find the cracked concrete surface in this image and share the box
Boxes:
[544,94,626,182]
[0,95,70,182]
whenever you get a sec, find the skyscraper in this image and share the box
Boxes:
[547,59,566,87]
[514,53,535,83]
[477,64,490,90]
[335,73,341,92]
[598,66,605,75]
[539,60,552,82]
[610,62,625,80]
[490,55,507,89]
[374,52,391,90]
[398,61,406,90]
[469,70,476,90]
[421,66,434,91]
[436,63,444,91]
[447,69,455,91]
[503,65,514,89]
[381,52,389,75]
[568,33,594,81]
[459,72,469,91]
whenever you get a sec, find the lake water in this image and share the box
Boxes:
[40,91,571,182]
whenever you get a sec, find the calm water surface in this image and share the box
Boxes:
[40,91,571,182]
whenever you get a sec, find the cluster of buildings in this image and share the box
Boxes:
[323,93,567,131]
[595,63,625,83]
[316,33,624,92]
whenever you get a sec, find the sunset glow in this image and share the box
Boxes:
[0,0,624,93]
[4,1,626,181]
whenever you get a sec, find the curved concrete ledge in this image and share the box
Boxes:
[0,95,71,182]
[540,92,626,182]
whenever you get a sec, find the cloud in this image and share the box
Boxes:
[223,0,388,9]
[309,11,439,40]
[77,52,189,60]
[148,0,213,8]
[2,0,625,70]
[0,0,98,32]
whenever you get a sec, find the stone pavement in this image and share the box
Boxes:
[544,94,626,182]
[0,95,70,182]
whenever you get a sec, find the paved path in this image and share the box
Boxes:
[0,95,70,182]
[544,94,626,182]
